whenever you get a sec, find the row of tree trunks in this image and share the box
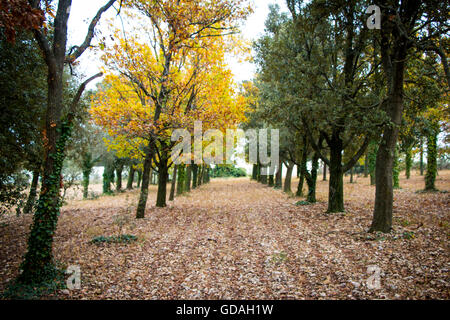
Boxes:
[168,164,210,203]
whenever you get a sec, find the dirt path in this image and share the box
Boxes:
[0,174,449,299]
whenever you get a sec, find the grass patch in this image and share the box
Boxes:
[295,200,311,206]
[270,251,288,265]
[401,231,415,240]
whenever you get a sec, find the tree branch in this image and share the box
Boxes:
[68,72,103,121]
[65,0,117,63]
[342,136,369,172]
[303,119,331,166]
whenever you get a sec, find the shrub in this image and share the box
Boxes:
[210,165,247,178]
[90,234,138,244]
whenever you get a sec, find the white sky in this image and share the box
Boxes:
[67,0,288,87]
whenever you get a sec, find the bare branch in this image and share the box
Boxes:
[65,0,117,63]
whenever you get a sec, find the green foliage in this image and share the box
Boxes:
[270,251,288,265]
[210,164,247,178]
[0,31,46,179]
[91,234,138,244]
[0,31,46,213]
[402,231,415,240]
[0,172,29,215]
[367,141,378,185]
[393,146,400,189]
[405,148,412,179]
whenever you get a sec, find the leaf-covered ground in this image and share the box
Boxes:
[0,171,449,299]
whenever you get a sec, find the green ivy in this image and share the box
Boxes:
[17,120,73,285]
[393,146,400,189]
[90,234,138,244]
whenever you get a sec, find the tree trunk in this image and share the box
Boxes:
[103,162,114,194]
[115,165,123,192]
[274,159,282,189]
[268,174,274,187]
[82,167,91,199]
[18,0,116,285]
[327,134,344,213]
[284,162,294,194]
[306,154,319,203]
[136,150,152,218]
[261,166,268,184]
[256,163,262,182]
[24,169,40,214]
[137,169,142,187]
[370,32,408,232]
[169,164,177,201]
[156,159,168,207]
[322,161,327,181]
[425,129,438,191]
[127,165,135,190]
[370,126,397,232]
[192,164,198,188]
[251,164,258,180]
[185,164,191,192]
[197,165,203,187]
[19,123,71,283]
[177,164,185,195]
